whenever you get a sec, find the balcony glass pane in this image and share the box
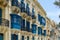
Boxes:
[10,14,21,29]
[38,14,46,26]
[0,33,3,40]
[41,17,46,26]
[32,24,37,34]
[11,34,18,40]
[26,21,30,32]
[38,27,42,35]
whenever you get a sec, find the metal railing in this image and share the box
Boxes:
[0,18,9,27]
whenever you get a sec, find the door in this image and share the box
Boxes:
[22,36,24,40]
[27,36,29,40]
[11,34,18,40]
[0,33,3,40]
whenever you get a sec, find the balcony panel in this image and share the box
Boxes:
[10,14,21,30]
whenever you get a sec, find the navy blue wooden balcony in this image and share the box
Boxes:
[0,18,9,27]
[41,17,46,26]
[10,14,21,29]
[38,14,46,26]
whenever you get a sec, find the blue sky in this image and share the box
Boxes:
[38,0,60,24]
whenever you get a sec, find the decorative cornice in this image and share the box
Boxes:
[33,0,47,16]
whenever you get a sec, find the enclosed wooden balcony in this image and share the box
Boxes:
[0,0,8,7]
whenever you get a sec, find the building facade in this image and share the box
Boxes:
[0,0,56,40]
